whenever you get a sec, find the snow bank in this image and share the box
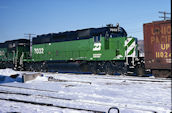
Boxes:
[0,68,22,83]
[0,68,18,76]
[0,69,171,113]
[0,75,23,83]
[0,69,48,83]
[25,75,48,83]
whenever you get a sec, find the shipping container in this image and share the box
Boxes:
[143,20,171,77]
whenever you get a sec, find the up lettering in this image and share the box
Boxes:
[161,44,170,50]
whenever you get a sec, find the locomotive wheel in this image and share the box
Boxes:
[90,62,97,74]
[136,65,144,76]
[90,62,103,74]
[105,62,114,75]
[152,70,171,78]
[80,63,89,72]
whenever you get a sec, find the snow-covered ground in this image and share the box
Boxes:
[0,68,171,113]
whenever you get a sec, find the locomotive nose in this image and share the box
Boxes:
[125,37,137,57]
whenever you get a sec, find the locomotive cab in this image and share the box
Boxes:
[5,39,30,69]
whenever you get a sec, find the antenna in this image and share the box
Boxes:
[158,11,171,20]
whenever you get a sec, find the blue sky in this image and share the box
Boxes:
[0,0,171,42]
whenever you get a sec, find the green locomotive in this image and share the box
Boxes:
[0,24,144,75]
[0,39,30,69]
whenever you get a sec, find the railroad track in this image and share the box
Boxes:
[0,90,105,113]
[0,90,158,113]
[45,76,170,86]
[11,70,171,84]
[0,99,104,113]
[0,84,60,93]
[43,72,171,83]
[0,84,160,113]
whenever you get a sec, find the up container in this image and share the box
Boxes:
[143,20,171,77]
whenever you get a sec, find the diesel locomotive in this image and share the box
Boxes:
[0,24,144,75]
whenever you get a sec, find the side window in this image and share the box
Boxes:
[93,36,100,43]
[98,36,100,42]
[93,36,96,43]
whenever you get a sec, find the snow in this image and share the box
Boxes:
[0,68,171,113]
[25,75,48,83]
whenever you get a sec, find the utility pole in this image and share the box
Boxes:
[159,11,171,20]
[24,33,36,57]
[24,33,36,41]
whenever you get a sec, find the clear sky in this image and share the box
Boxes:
[0,0,171,42]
